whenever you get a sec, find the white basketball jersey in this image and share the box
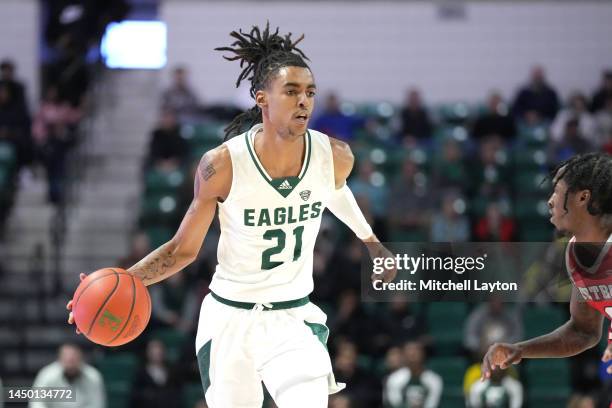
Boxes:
[209,124,336,303]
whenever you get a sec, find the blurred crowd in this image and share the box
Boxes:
[78,65,612,408]
[4,44,612,406]
[0,1,130,235]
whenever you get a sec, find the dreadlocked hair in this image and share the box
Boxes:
[215,22,310,139]
[550,152,612,229]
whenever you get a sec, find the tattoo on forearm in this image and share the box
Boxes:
[199,154,216,181]
[131,246,177,284]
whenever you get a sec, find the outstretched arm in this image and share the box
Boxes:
[327,137,396,282]
[481,289,603,379]
[128,145,232,286]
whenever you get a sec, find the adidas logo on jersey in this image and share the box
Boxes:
[278,179,293,190]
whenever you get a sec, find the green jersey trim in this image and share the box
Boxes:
[211,292,310,310]
[244,128,312,198]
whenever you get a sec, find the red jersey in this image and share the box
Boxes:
[565,235,612,342]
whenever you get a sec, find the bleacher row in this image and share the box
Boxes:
[0,139,17,227]
[138,101,556,249]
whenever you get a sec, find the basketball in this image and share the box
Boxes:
[71,268,151,347]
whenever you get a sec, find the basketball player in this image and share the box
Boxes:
[481,152,612,379]
[68,23,396,407]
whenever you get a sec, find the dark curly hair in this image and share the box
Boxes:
[551,152,612,228]
[215,22,310,139]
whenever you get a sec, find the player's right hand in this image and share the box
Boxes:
[66,273,87,334]
[481,342,522,381]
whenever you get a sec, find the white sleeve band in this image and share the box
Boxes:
[326,183,374,240]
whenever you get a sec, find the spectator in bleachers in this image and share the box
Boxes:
[430,191,470,242]
[590,70,612,113]
[30,343,105,408]
[378,297,427,349]
[348,159,389,239]
[468,367,523,408]
[332,339,379,408]
[474,202,517,242]
[0,82,29,138]
[432,138,468,190]
[149,272,199,334]
[146,110,188,168]
[512,65,560,121]
[161,66,201,120]
[468,137,511,199]
[595,95,612,150]
[399,88,433,144]
[329,394,353,408]
[32,85,81,204]
[117,232,151,270]
[551,92,597,145]
[384,340,443,408]
[472,92,516,142]
[130,339,178,408]
[567,394,597,408]
[388,159,431,240]
[312,92,362,141]
[549,117,594,164]
[330,289,380,356]
[463,298,523,357]
[0,59,29,119]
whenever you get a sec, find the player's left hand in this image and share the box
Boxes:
[366,241,397,283]
[602,342,612,373]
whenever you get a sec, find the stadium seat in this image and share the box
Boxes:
[522,305,566,339]
[150,328,188,363]
[144,168,186,196]
[428,356,468,385]
[512,147,547,171]
[512,170,550,195]
[437,386,465,408]
[182,382,204,408]
[0,141,16,171]
[144,226,174,248]
[426,303,468,355]
[96,353,138,408]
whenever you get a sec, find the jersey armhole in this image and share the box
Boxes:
[217,142,237,205]
[322,133,339,193]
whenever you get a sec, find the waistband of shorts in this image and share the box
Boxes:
[210,292,310,310]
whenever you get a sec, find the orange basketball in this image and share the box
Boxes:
[71,268,151,347]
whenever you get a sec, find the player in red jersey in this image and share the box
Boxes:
[482,152,612,378]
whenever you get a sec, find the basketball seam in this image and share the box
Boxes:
[73,270,132,309]
[86,271,120,337]
[108,270,137,345]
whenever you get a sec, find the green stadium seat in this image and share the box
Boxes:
[144,168,186,196]
[427,303,468,355]
[513,197,549,220]
[428,356,468,385]
[96,353,139,384]
[512,148,547,171]
[527,388,572,408]
[512,170,550,195]
[144,226,174,248]
[150,328,188,363]
[182,382,204,408]
[517,124,549,147]
[437,386,465,408]
[0,141,16,170]
[435,102,472,125]
[522,305,565,338]
[140,194,181,226]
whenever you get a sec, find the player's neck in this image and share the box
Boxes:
[572,219,610,242]
[254,126,305,178]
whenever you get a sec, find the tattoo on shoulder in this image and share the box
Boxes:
[199,154,216,181]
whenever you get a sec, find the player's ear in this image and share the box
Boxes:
[577,189,590,206]
[255,90,267,109]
